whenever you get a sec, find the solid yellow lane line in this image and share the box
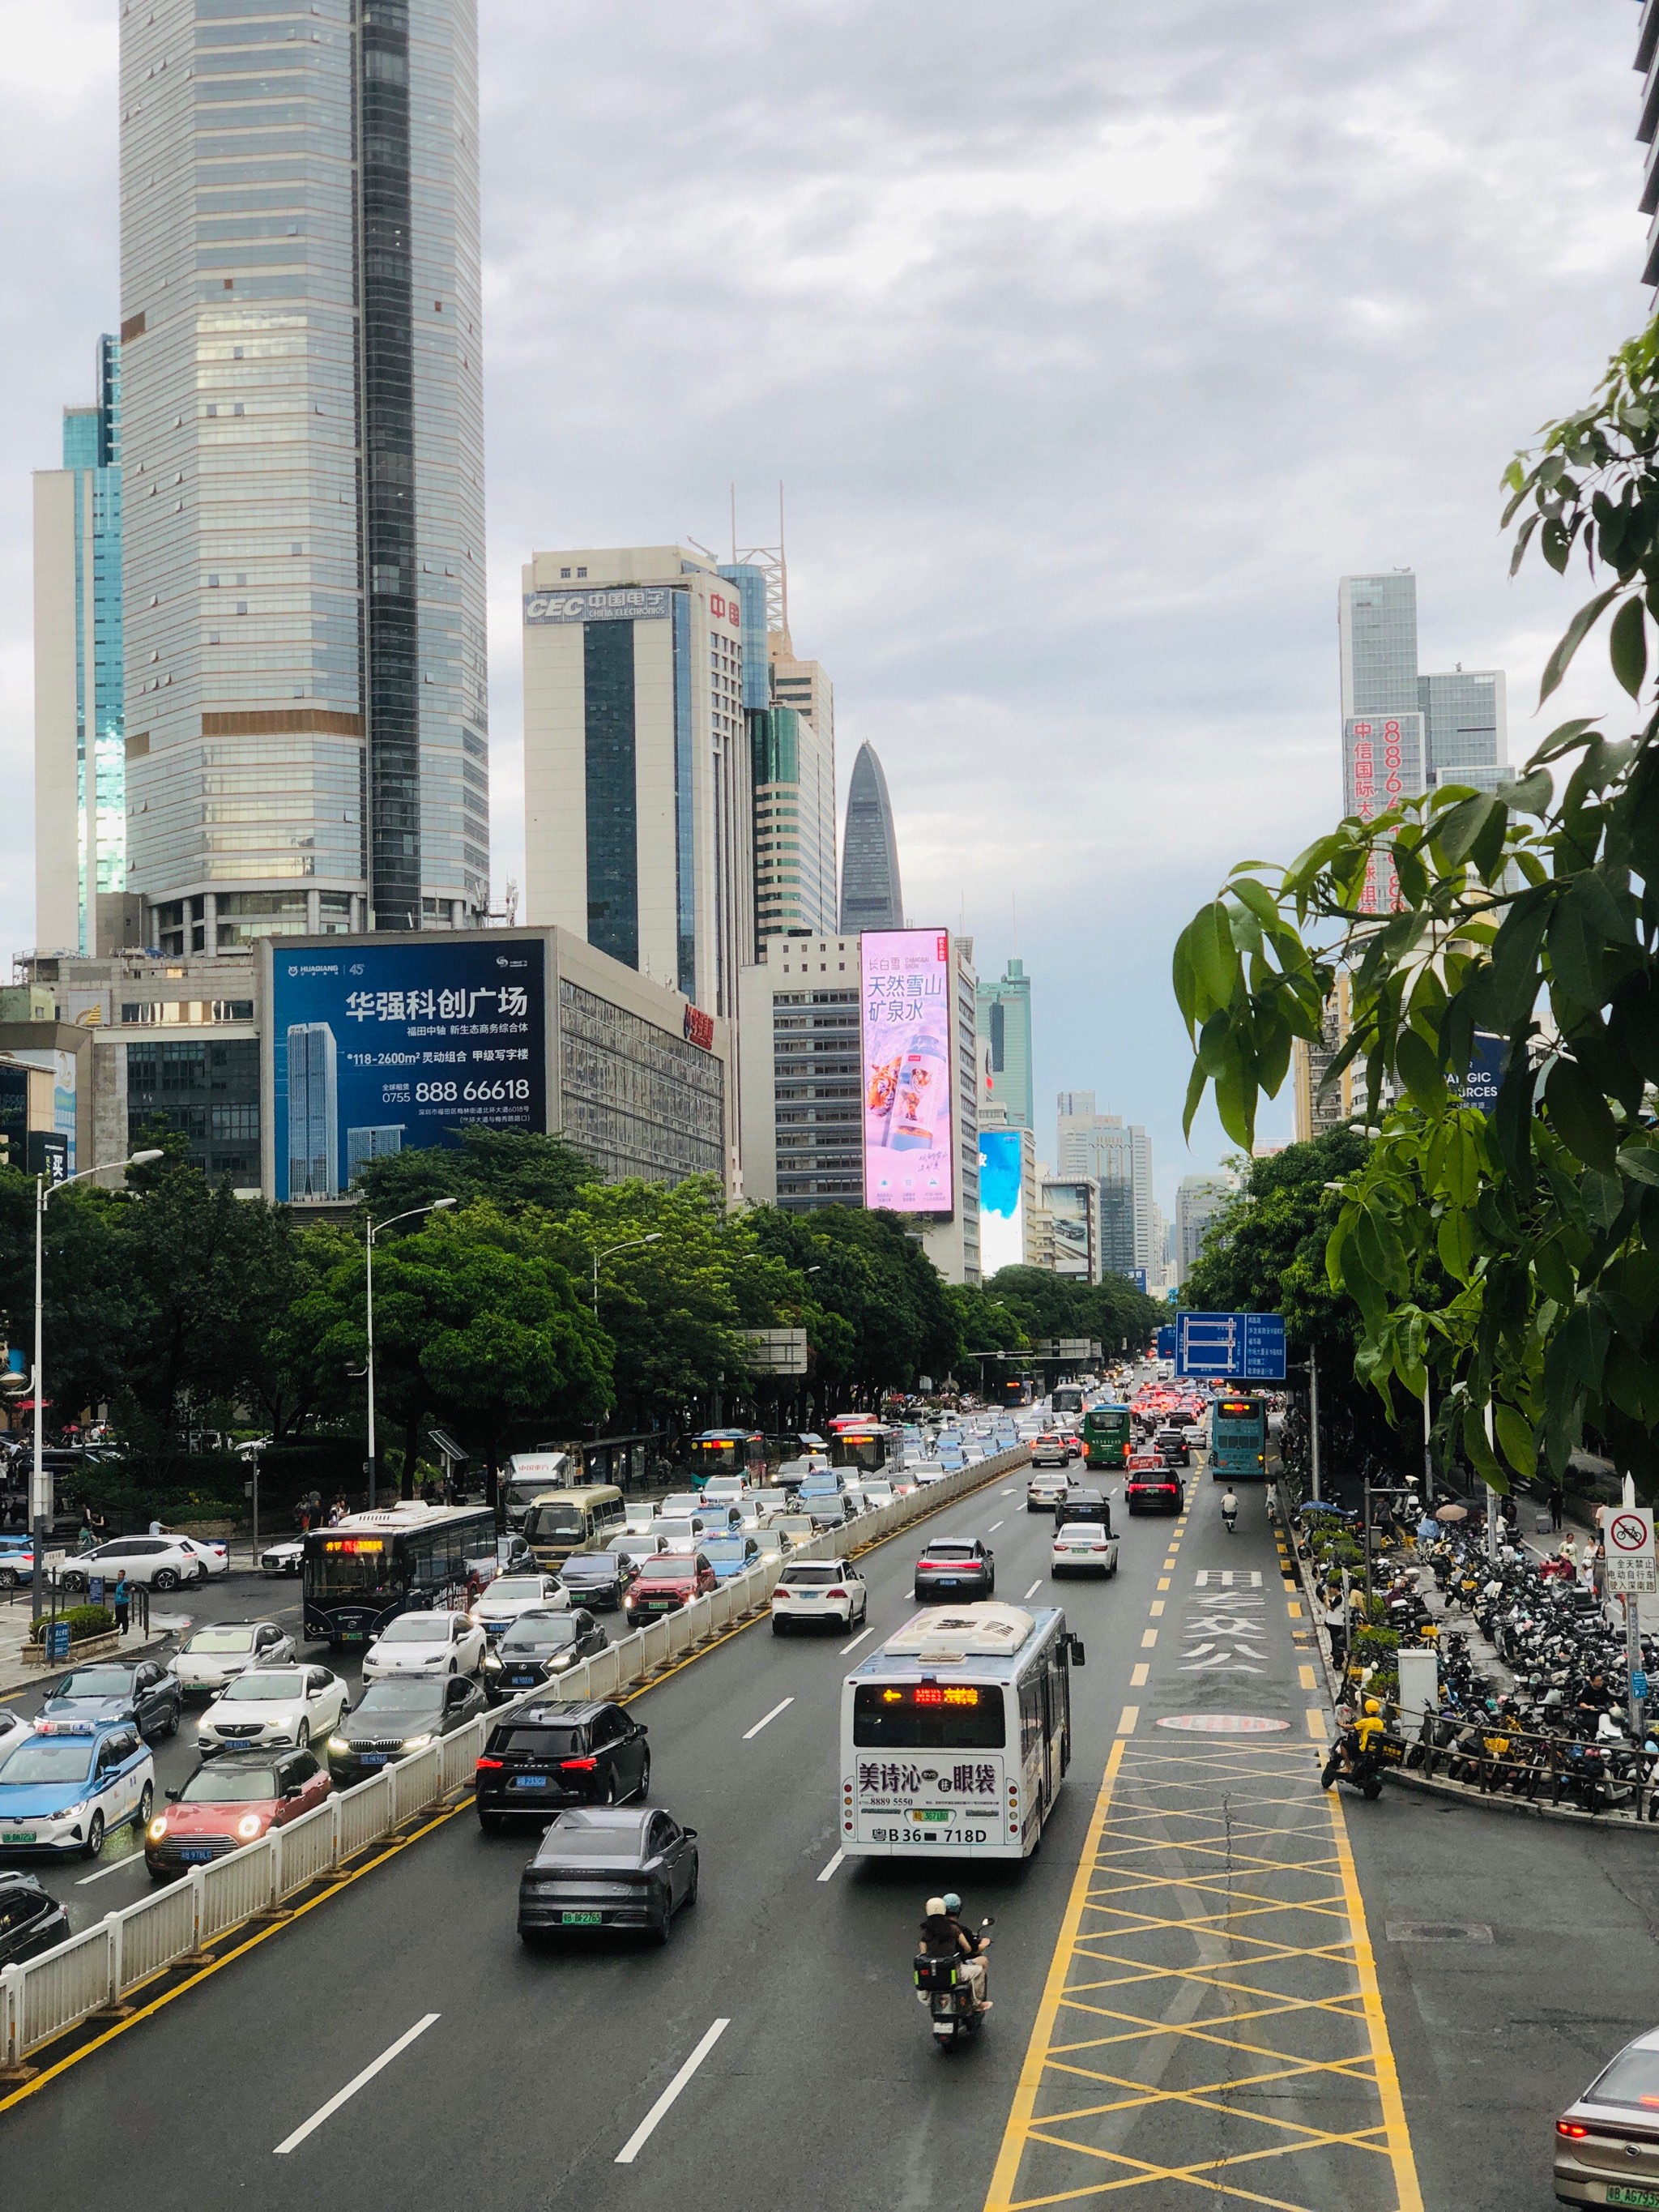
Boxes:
[983,1738,1127,2212]
[1328,1787,1425,2212]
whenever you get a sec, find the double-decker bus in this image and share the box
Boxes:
[302,1502,499,1648]
[1209,1394,1269,1480]
[840,1602,1085,1860]
[1081,1403,1132,1471]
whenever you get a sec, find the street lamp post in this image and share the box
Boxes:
[32,1149,164,1621]
[589,1232,663,1316]
[365,1198,456,1511]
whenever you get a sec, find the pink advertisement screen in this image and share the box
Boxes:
[861,929,954,1215]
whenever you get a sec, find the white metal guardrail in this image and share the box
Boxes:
[0,1441,1027,2069]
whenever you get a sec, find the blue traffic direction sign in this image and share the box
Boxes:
[1155,1326,1177,1360]
[1634,1671,1650,1702]
[1175,1310,1286,1381]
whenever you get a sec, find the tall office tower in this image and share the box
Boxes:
[522,548,754,1019]
[286,1020,338,1198]
[977,956,1034,1132]
[1337,572,1427,914]
[35,337,126,957]
[1175,1173,1233,1286]
[1636,5,1659,284]
[1418,668,1511,791]
[719,561,838,946]
[838,742,904,932]
[1055,1091,1151,1282]
[118,1,488,956]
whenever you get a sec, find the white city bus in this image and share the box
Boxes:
[838,1603,1085,1860]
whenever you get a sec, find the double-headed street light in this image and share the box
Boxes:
[31,1149,164,1620]
[365,1198,456,1511]
[590,1232,663,1316]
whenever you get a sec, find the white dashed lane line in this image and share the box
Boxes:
[742,1697,795,1740]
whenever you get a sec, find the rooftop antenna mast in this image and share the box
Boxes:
[730,482,737,566]
[735,477,791,646]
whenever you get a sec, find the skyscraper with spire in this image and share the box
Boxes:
[838,742,903,933]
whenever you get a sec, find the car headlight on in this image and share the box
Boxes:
[402,1734,433,1751]
[147,1816,168,1841]
[326,1735,350,1754]
[236,1813,263,1840]
[61,1802,89,1823]
[484,1654,502,1672]
[549,1650,575,1669]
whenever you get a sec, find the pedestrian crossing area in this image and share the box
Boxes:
[1192,1570,1262,1588]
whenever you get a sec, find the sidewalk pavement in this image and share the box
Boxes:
[0,1598,179,1697]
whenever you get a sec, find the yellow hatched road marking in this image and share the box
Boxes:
[982,1742,1422,2212]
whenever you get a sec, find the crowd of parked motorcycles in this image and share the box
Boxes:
[1306,1509,1658,1818]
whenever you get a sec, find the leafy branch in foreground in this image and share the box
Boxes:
[1172,314,1659,1491]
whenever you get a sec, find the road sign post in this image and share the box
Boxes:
[1175,1311,1286,1383]
[1604,1505,1656,1739]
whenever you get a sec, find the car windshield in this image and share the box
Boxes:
[222,1673,304,1702]
[181,1766,279,1803]
[376,1617,446,1644]
[501,1616,578,1650]
[561,1557,611,1577]
[662,1497,700,1515]
[182,1628,258,1655]
[484,1579,546,1603]
[702,1539,747,1561]
[639,1556,695,1580]
[1588,2046,1659,2109]
[538,1822,646,1861]
[782,1565,841,1586]
[354,1685,444,1719]
[607,1536,651,1557]
[522,1504,584,1540]
[0,1740,95,1784]
[1058,1525,1106,1540]
[53,1670,133,1697]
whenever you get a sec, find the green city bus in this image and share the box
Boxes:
[1081,1404,1132,1471]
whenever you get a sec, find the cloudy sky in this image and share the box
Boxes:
[0,1,1648,1221]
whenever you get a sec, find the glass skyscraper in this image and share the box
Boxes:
[118,0,488,956]
[838,741,904,932]
[976,956,1034,1132]
[33,337,125,954]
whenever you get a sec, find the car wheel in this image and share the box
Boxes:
[654,1911,673,1946]
[61,1571,87,1594]
[82,1810,105,1861]
[135,1782,154,1830]
[296,1722,310,1749]
[166,1701,180,1738]
[147,1862,174,1883]
[153,1568,179,1591]
[479,1812,502,1835]
[685,1858,699,1909]
[0,1568,16,1590]
[770,1616,787,1635]
[635,1753,651,1802]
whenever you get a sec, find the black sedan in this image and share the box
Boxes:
[325,1676,488,1787]
[556,1549,637,1612]
[912,1538,995,1602]
[42,1659,181,1744]
[0,1870,70,1966]
[475,1700,649,1831]
[518,1805,698,1945]
[481,1608,608,1703]
[1154,1426,1192,1467]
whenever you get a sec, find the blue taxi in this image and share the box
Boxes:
[0,1716,156,1860]
[0,1533,33,1589]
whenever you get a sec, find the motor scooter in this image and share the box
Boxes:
[913,1919,995,2049]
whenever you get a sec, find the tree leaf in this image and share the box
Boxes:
[1539,583,1621,704]
[1496,767,1553,817]
[1394,1027,1447,1113]
[1610,592,1649,698]
[1545,1056,1618,1172]
[1617,1140,1659,1188]
[1188,902,1239,1018]
[1494,1403,1537,1479]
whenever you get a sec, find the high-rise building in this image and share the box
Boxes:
[1055,1091,1154,1282]
[522,548,753,1021]
[977,957,1034,1132]
[838,742,904,932]
[286,1021,338,1199]
[716,560,838,947]
[34,336,125,956]
[1418,668,1510,791]
[118,0,488,955]
[1635,5,1659,284]
[1175,1173,1233,1285]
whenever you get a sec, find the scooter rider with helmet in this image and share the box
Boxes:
[919,1894,992,2013]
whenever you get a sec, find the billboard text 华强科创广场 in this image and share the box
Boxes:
[861,930,954,1215]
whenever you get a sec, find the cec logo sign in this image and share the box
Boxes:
[1606,1507,1657,1596]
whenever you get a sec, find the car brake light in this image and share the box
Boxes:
[476,1756,503,1770]
[560,1757,599,1771]
[1556,2122,1589,2138]
[825,1587,847,1598]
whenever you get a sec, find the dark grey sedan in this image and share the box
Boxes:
[557,1551,636,1612]
[325,1675,488,1787]
[518,1805,698,1945]
[43,1659,181,1744]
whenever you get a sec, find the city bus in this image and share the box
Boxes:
[826,1415,901,1475]
[688,1429,766,1488]
[302,1502,499,1648]
[1081,1403,1132,1471]
[1050,1385,1085,1420]
[1209,1395,1269,1480]
[840,1602,1085,1860]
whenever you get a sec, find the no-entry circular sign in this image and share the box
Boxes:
[1610,1512,1651,1553]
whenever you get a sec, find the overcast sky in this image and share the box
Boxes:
[0,1,1648,1223]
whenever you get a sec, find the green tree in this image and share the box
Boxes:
[1172,313,1659,1491]
[985,1266,1165,1358]
[747,1206,960,1407]
[350,1127,600,1218]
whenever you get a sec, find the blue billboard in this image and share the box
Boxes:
[1156,1325,1177,1360]
[268,937,548,1201]
[978,1128,1025,1275]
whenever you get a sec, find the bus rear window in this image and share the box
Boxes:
[852,1683,1006,1750]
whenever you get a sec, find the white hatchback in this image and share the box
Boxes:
[770,1558,868,1633]
[1051,1522,1120,1578]
[171,1619,295,1696]
[197,1665,350,1753]
[361,1609,487,1682]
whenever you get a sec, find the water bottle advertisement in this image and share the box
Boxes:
[860,929,955,1215]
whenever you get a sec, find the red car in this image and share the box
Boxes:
[1126,1452,1183,1515]
[145,1747,331,1877]
[623,1551,718,1621]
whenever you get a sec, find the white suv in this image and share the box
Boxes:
[361,1609,487,1682]
[770,1559,868,1634]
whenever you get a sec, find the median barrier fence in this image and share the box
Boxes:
[0,1440,1029,2069]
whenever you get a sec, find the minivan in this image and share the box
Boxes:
[522,1485,626,1567]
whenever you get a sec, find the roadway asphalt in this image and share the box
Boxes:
[0,1462,1189,2206]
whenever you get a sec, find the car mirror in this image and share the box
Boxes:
[164,1787,181,1803]
[1068,1634,1087,1668]
[681,1828,697,1840]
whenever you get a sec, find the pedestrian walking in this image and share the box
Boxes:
[113,1571,130,1635]
[1548,1481,1564,1532]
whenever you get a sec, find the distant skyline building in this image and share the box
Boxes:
[521,546,753,1021]
[118,0,489,954]
[34,335,125,955]
[1175,1173,1234,1285]
[1055,1091,1154,1282]
[1635,5,1659,284]
[1418,668,1510,792]
[286,1021,338,1199]
[838,742,904,933]
[977,957,1034,1132]
[741,574,838,945]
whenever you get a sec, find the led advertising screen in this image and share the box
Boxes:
[861,929,954,1214]
[268,937,548,1201]
[979,1127,1025,1275]
[1043,1180,1093,1280]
